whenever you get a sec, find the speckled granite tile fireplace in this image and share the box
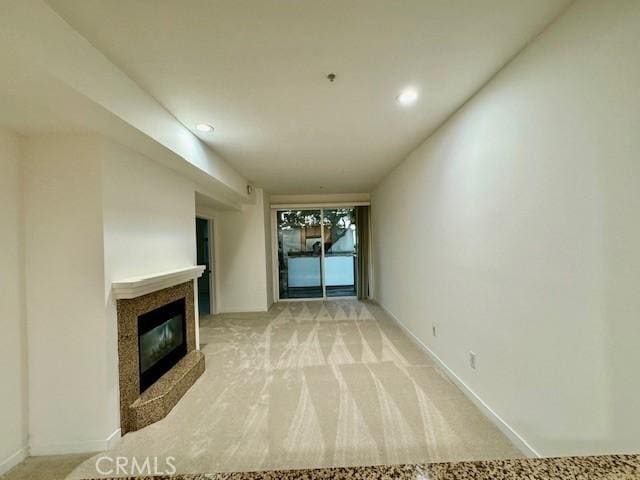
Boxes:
[115,272,205,434]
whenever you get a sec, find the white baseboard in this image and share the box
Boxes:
[375,300,541,459]
[30,428,121,456]
[0,446,28,475]
[105,428,122,450]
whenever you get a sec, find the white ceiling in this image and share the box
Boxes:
[43,0,570,193]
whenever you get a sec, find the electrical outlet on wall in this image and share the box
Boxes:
[469,351,477,370]
[432,325,437,337]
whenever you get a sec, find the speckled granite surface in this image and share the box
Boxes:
[87,455,640,479]
[129,350,205,431]
[116,281,202,433]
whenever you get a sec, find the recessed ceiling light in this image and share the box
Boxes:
[196,123,214,132]
[397,88,419,106]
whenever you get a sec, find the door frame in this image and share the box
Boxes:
[195,215,217,315]
[271,203,368,302]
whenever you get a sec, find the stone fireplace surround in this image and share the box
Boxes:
[114,267,205,434]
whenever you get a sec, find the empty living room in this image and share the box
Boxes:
[1,1,639,479]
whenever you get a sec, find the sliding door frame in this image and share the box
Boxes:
[271,202,369,302]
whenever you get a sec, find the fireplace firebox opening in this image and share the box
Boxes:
[137,298,187,393]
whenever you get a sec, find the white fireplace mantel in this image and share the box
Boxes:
[112,266,206,300]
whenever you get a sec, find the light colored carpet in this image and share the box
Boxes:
[67,300,521,478]
[2,454,94,480]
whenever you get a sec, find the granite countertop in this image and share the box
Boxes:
[94,454,640,479]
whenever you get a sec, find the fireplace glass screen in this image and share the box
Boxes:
[137,298,187,392]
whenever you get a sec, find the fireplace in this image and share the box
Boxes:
[137,298,187,393]
[115,274,205,433]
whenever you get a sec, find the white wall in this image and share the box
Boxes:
[101,140,197,281]
[214,188,272,312]
[0,129,28,473]
[23,135,110,454]
[21,134,200,454]
[270,193,370,206]
[372,0,640,457]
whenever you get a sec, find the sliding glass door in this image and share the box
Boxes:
[276,207,357,300]
[323,208,357,297]
[277,210,324,299]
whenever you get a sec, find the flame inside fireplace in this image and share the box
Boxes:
[137,298,187,392]
[139,315,184,374]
